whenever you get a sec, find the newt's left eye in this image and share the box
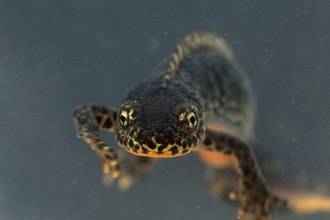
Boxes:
[187,111,198,129]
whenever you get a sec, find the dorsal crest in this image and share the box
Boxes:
[162,32,234,87]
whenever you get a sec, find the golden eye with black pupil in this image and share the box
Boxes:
[119,110,128,127]
[187,111,197,129]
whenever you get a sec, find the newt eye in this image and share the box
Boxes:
[187,111,198,129]
[119,109,128,127]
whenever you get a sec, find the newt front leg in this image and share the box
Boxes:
[200,129,287,220]
[72,104,120,178]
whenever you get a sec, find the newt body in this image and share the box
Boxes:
[73,33,299,219]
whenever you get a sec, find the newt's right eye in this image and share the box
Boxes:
[187,111,198,129]
[119,109,128,127]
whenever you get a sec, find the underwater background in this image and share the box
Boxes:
[0,0,330,219]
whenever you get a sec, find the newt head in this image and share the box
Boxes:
[115,79,205,157]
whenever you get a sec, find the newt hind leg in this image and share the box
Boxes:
[200,129,287,220]
[72,104,120,178]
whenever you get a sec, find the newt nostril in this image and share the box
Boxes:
[164,135,169,142]
[139,135,144,142]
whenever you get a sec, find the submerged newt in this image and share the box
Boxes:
[72,33,328,219]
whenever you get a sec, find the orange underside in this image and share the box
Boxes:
[127,149,190,158]
[206,124,238,136]
[196,149,233,168]
[196,124,236,168]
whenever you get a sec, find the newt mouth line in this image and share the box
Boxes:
[126,148,191,158]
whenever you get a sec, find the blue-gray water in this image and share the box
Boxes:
[0,1,329,220]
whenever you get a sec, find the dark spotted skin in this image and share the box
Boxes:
[201,130,287,219]
[72,33,287,220]
[72,105,120,177]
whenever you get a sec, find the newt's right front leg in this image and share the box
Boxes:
[72,105,120,178]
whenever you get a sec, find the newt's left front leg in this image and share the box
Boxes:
[200,129,287,220]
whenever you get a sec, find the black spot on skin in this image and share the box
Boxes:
[171,150,178,156]
[104,118,113,128]
[98,142,106,149]
[215,145,224,152]
[182,141,187,149]
[235,144,242,150]
[238,153,250,162]
[223,150,231,155]
[182,149,189,154]
[158,145,166,152]
[258,187,270,196]
[128,129,134,137]
[119,138,124,145]
[95,116,102,124]
[228,138,235,147]
[219,136,225,142]
[178,128,185,137]
[131,110,138,118]
[155,136,164,144]
[170,146,179,156]
[133,127,139,133]
[175,139,181,146]
[78,117,89,124]
[141,147,148,154]
[107,147,115,153]
[134,145,140,150]
[123,138,128,146]
[87,124,98,131]
[129,140,134,148]
[171,126,178,134]
[260,198,266,207]
[203,137,211,146]
[101,107,108,115]
[243,181,252,189]
[168,136,175,145]
[192,136,198,146]
[112,153,118,160]
[252,172,257,182]
[104,154,112,160]
[147,140,156,150]
[137,130,144,137]
[187,138,192,147]
[169,146,178,152]
[262,210,269,217]
[241,166,251,176]
[157,151,164,155]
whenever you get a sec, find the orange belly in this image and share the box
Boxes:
[196,124,236,168]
